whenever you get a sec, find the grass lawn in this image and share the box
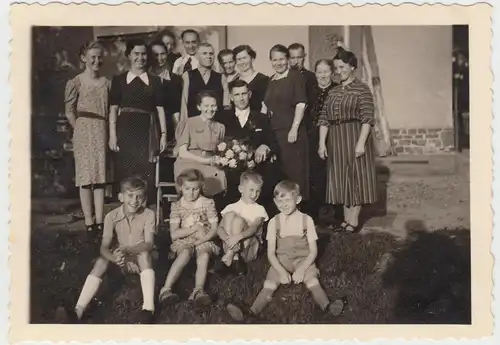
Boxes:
[30,224,471,324]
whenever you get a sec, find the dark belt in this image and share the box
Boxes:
[77,111,105,120]
[120,107,151,114]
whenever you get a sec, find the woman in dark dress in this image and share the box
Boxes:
[109,39,167,203]
[233,45,269,113]
[318,48,378,233]
[308,59,337,222]
[263,44,309,200]
[149,40,182,141]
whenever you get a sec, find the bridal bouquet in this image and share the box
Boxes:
[213,139,257,171]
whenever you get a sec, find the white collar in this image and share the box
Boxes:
[127,71,149,85]
[235,107,250,117]
[272,69,290,81]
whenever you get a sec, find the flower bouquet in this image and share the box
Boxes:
[213,139,258,171]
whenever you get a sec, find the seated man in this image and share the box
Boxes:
[217,172,268,275]
[215,79,282,216]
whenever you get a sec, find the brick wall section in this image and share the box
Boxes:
[390,128,455,154]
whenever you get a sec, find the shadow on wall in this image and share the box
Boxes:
[381,219,471,324]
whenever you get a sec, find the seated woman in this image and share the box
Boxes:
[173,90,227,205]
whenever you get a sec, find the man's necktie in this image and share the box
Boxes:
[183,57,192,73]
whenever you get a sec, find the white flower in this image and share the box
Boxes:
[220,157,229,166]
[240,144,248,152]
[225,149,235,159]
[217,142,227,151]
[238,151,248,161]
[232,144,242,153]
[232,139,239,145]
[247,160,256,169]
[228,158,237,168]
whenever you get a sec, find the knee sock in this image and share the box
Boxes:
[140,269,155,312]
[250,287,274,315]
[76,275,102,315]
[307,281,330,311]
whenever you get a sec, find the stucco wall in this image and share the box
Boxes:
[371,26,453,129]
[227,26,309,76]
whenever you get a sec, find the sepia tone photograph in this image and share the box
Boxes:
[29,23,472,326]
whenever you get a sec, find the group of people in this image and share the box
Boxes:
[63,28,379,324]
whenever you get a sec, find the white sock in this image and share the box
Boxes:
[140,269,155,312]
[76,275,102,313]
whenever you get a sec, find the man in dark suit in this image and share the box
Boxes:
[215,79,281,216]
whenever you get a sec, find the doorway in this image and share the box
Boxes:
[452,25,469,152]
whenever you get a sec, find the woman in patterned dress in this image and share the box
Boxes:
[308,59,337,223]
[263,44,309,201]
[173,90,226,203]
[233,45,270,113]
[318,48,378,233]
[65,41,111,236]
[108,39,167,204]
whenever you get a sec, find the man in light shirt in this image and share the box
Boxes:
[172,29,200,76]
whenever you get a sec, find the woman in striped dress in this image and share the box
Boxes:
[317,48,378,233]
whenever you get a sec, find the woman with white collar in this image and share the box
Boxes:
[108,39,167,203]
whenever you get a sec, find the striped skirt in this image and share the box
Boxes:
[325,121,378,206]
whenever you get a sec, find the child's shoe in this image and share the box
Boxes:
[327,297,348,316]
[138,309,155,324]
[226,302,258,322]
[158,287,179,305]
[189,288,211,309]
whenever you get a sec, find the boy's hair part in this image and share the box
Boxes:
[120,176,148,193]
[273,180,301,198]
[240,171,264,187]
[176,168,205,187]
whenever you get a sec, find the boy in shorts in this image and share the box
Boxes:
[226,180,346,321]
[70,176,156,324]
[217,171,269,275]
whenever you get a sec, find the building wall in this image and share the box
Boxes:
[227,26,309,76]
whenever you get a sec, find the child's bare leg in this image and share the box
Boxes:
[137,252,155,312]
[162,249,192,290]
[75,257,108,319]
[79,186,94,227]
[92,185,105,225]
[195,251,210,290]
[222,214,248,265]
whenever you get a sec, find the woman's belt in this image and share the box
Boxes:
[120,107,151,114]
[189,149,215,157]
[77,111,106,121]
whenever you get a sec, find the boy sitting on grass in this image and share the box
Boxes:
[226,180,347,321]
[216,171,269,275]
[69,176,156,324]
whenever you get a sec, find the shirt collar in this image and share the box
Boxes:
[272,69,289,81]
[235,107,250,118]
[127,71,149,85]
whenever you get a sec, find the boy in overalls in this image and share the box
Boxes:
[226,180,347,321]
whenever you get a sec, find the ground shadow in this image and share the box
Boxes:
[381,219,471,324]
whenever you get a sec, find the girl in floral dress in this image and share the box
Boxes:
[159,169,219,308]
[64,41,111,236]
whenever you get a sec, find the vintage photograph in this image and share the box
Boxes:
[29,24,472,325]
